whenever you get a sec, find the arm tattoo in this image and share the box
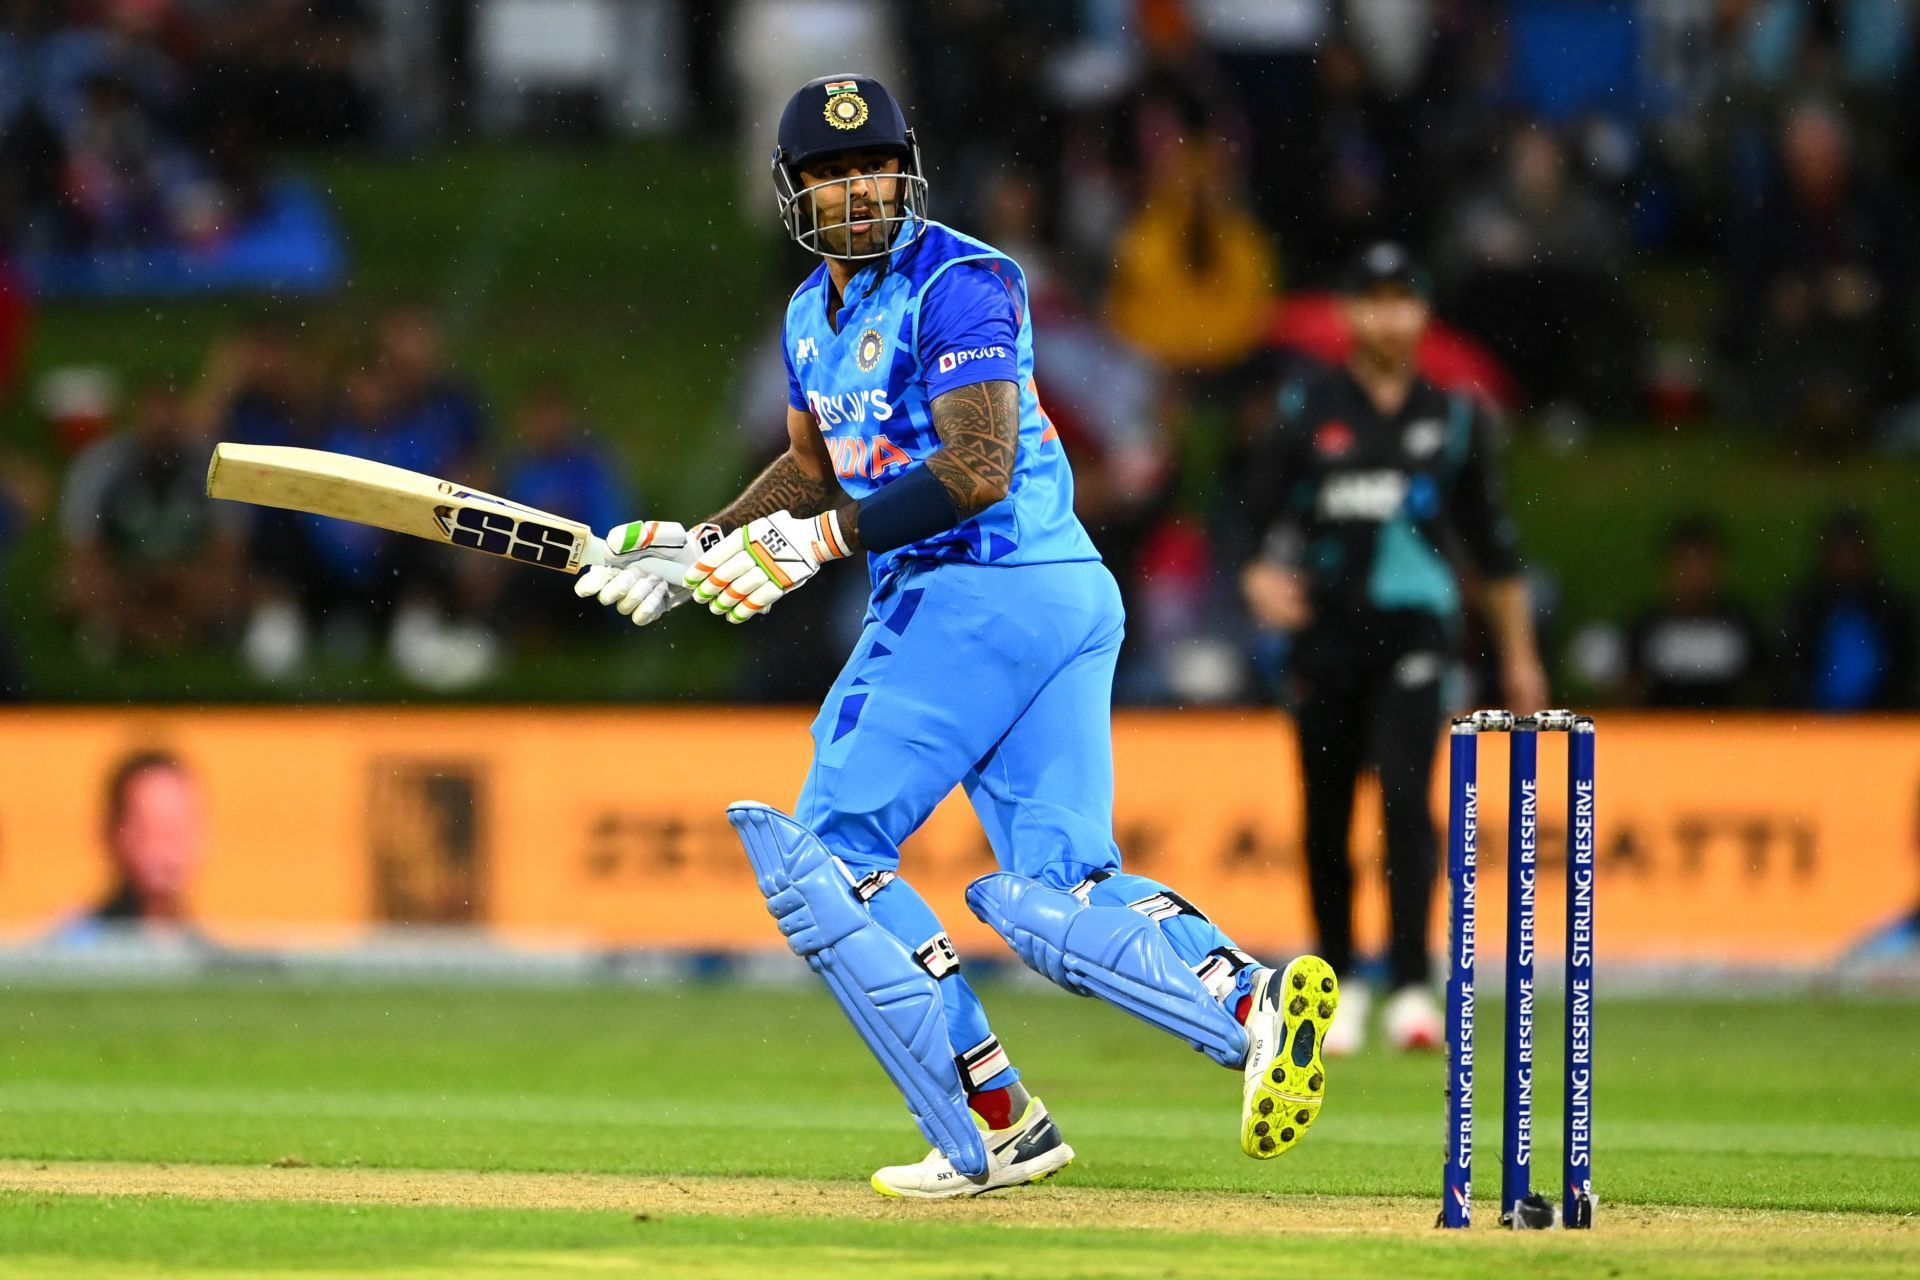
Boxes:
[926,380,1020,516]
[706,451,836,533]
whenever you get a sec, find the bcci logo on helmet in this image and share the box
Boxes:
[823,81,869,130]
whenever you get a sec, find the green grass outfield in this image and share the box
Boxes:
[0,984,1916,1277]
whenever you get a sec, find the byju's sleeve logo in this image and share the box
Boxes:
[935,346,1010,374]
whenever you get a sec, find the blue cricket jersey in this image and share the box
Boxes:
[782,219,1099,581]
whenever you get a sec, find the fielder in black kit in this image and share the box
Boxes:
[1239,243,1549,1055]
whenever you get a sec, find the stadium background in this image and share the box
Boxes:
[0,0,1914,966]
[1,5,1918,1277]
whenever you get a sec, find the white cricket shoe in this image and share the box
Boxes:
[1383,983,1444,1051]
[870,1097,1074,1199]
[1320,977,1370,1056]
[1240,956,1338,1158]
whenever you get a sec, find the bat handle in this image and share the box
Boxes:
[579,536,695,582]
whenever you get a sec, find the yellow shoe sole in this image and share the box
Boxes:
[1241,956,1338,1159]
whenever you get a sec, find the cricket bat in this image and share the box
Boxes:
[205,443,691,579]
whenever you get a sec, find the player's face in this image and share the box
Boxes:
[110,765,204,905]
[799,151,905,259]
[1344,286,1429,371]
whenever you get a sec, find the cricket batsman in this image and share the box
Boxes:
[574,75,1338,1198]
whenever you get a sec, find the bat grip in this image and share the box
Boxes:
[580,535,700,582]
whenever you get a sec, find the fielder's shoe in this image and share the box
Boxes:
[1320,976,1370,1056]
[1382,983,1444,1051]
[870,1097,1074,1199]
[1240,956,1338,1159]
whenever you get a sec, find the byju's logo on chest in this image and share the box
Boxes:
[807,387,895,425]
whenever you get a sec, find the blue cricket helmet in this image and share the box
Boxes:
[772,74,928,262]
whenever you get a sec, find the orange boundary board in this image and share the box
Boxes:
[1,710,1914,962]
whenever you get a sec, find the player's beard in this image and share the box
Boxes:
[816,183,899,259]
[1352,330,1420,380]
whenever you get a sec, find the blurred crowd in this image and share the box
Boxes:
[1571,507,1915,710]
[22,297,1908,709]
[2,0,1919,709]
[865,0,1920,447]
[0,0,377,259]
[41,308,632,690]
[784,0,1919,706]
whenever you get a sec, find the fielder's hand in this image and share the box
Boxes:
[1242,561,1313,631]
[683,509,850,624]
[576,520,722,627]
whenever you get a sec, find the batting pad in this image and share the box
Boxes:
[728,802,988,1178]
[967,872,1251,1067]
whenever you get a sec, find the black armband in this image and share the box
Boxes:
[855,464,963,553]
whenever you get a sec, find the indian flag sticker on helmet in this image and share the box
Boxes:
[823,80,859,96]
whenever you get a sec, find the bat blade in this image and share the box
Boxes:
[207,443,604,574]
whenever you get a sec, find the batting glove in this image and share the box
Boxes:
[683,509,850,624]
[576,519,722,627]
